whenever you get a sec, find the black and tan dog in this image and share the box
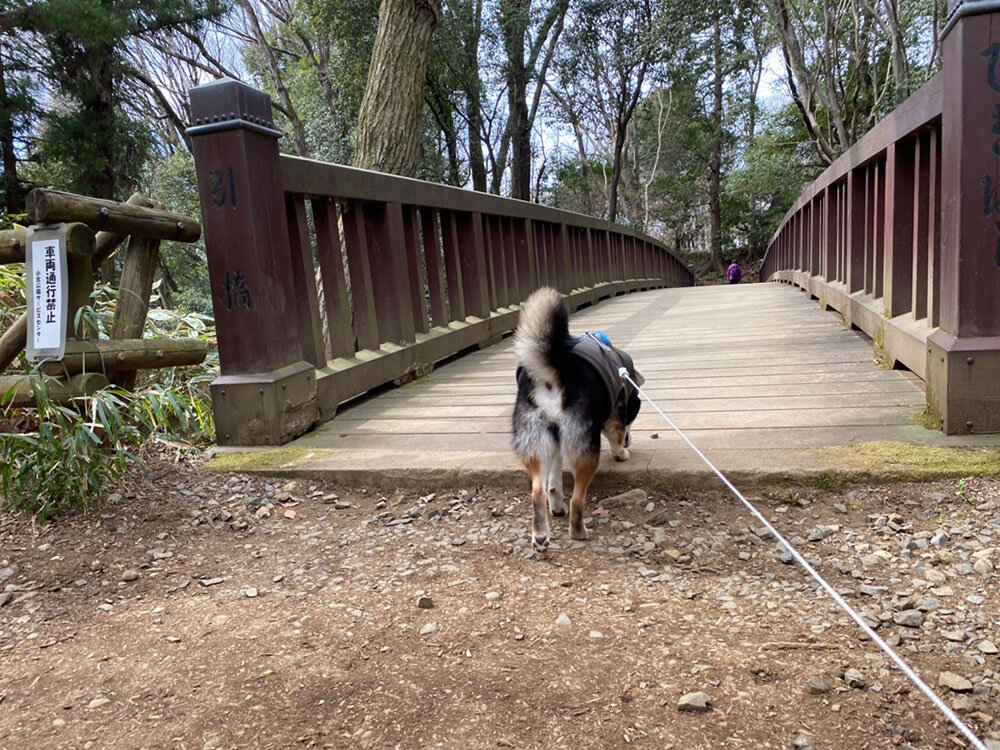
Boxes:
[511,287,644,551]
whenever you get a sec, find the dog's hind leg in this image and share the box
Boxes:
[546,452,568,516]
[526,457,550,552]
[568,451,599,540]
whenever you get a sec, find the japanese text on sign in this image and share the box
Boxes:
[31,239,63,350]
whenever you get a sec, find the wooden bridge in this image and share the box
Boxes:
[189,4,1000,482]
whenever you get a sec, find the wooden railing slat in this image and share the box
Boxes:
[441,210,466,321]
[312,198,356,359]
[285,195,326,368]
[420,208,448,327]
[341,200,380,350]
[402,205,431,335]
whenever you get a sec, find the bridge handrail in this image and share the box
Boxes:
[766,74,942,249]
[761,5,1000,435]
[188,78,694,446]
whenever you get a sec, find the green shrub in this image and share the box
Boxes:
[0,369,215,523]
[0,376,144,523]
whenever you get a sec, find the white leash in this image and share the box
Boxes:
[618,367,988,750]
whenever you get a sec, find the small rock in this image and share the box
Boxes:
[485,591,501,602]
[0,592,11,608]
[52,718,66,728]
[843,669,867,689]
[677,691,711,713]
[974,558,994,574]
[833,503,848,514]
[254,506,271,519]
[793,733,816,750]
[938,671,973,693]
[924,569,947,583]
[87,698,111,709]
[452,537,467,547]
[419,622,438,636]
[0,567,14,581]
[74,579,87,588]
[320,493,340,504]
[805,675,832,695]
[605,488,648,507]
[978,640,998,654]
[198,577,224,587]
[941,629,965,642]
[807,525,838,542]
[589,630,604,639]
[893,609,924,628]
[334,501,352,510]
[951,695,976,714]
[417,596,434,609]
[121,569,139,583]
[166,635,181,643]
[243,587,258,598]
[555,612,572,626]
[107,493,122,503]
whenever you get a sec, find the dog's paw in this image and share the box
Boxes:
[549,495,568,516]
[531,532,550,552]
[613,448,631,462]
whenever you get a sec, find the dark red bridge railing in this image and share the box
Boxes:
[762,1,1000,434]
[187,79,693,446]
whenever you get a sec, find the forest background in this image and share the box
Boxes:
[0,0,947,307]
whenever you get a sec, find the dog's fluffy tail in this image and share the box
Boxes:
[514,287,569,387]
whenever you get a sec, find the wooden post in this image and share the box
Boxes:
[883,139,915,317]
[911,130,932,321]
[363,200,417,343]
[312,198,356,359]
[110,232,161,389]
[928,2,1000,433]
[341,200,380,349]
[188,78,318,446]
[847,169,865,293]
[440,210,466,320]
[402,205,431,333]
[420,208,448,326]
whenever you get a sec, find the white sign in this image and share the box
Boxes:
[25,226,67,362]
[32,239,63,349]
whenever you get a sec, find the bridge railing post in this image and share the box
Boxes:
[929,0,1000,432]
[187,78,318,446]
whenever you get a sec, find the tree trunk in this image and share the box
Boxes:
[500,0,531,200]
[0,44,21,214]
[608,127,626,223]
[708,20,724,273]
[465,0,488,192]
[354,0,442,175]
[93,44,117,285]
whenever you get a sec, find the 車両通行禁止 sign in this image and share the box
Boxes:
[25,226,68,361]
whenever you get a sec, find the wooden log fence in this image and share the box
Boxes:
[761,0,1000,434]
[0,191,206,405]
[187,78,694,446]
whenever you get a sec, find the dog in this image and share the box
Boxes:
[511,287,644,551]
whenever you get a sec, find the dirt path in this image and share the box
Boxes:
[1,458,998,749]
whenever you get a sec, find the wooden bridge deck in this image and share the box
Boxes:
[243,283,998,487]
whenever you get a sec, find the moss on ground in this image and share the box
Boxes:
[203,447,332,473]
[908,408,943,431]
[818,441,1000,482]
